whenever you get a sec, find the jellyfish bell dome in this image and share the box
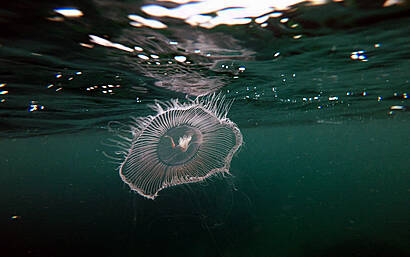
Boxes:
[118,93,243,199]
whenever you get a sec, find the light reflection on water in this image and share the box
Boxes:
[0,0,409,137]
[0,2,409,257]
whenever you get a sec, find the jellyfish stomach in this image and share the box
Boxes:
[164,134,192,152]
[177,135,192,152]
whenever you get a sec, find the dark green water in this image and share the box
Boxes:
[0,1,409,256]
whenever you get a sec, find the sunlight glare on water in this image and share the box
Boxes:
[0,1,409,256]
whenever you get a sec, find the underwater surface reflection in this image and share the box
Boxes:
[0,0,409,256]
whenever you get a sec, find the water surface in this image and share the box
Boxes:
[0,0,409,256]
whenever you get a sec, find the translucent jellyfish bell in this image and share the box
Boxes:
[118,93,243,199]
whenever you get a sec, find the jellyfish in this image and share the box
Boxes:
[116,93,242,199]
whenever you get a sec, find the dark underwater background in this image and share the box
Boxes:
[0,0,409,256]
